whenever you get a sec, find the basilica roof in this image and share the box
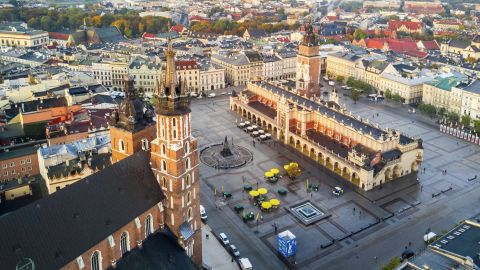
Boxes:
[0,151,164,270]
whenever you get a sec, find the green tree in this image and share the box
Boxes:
[354,29,367,40]
[382,257,401,270]
[384,89,392,99]
[392,93,402,103]
[474,120,480,133]
[351,89,360,104]
[461,115,472,127]
[438,107,446,116]
[448,112,459,123]
[336,75,345,83]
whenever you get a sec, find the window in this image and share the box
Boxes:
[120,232,130,255]
[162,160,167,171]
[184,142,189,153]
[141,138,149,150]
[91,251,101,270]
[185,158,190,169]
[162,177,167,189]
[161,144,166,155]
[9,162,15,167]
[186,175,190,187]
[172,118,176,127]
[187,207,192,220]
[20,160,25,165]
[173,130,177,139]
[145,214,153,237]
[2,164,6,169]
[187,192,191,204]
[119,139,125,152]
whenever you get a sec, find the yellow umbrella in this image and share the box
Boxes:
[264,171,274,178]
[261,201,272,209]
[249,190,259,197]
[284,165,290,171]
[270,198,280,206]
[270,168,280,175]
[258,188,268,195]
[290,162,298,168]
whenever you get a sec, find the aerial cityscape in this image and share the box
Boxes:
[0,0,479,269]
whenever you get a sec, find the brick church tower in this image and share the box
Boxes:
[150,34,202,265]
[296,23,321,98]
[109,76,156,163]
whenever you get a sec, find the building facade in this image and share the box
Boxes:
[175,60,200,93]
[0,23,49,47]
[230,80,423,191]
[200,64,225,92]
[296,24,321,97]
[150,38,202,264]
[0,146,39,183]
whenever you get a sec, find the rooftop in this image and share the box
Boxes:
[0,150,164,270]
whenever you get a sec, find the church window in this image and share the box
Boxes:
[185,158,190,169]
[162,177,167,189]
[91,251,101,270]
[120,232,130,255]
[184,142,189,153]
[119,139,125,152]
[161,144,166,155]
[173,130,177,139]
[145,214,153,237]
[162,160,167,171]
[141,138,149,150]
[187,192,191,204]
[186,175,190,187]
[172,118,176,127]
[187,207,193,220]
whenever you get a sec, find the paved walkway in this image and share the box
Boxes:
[202,223,240,270]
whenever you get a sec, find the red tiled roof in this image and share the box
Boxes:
[142,33,157,39]
[49,32,69,40]
[420,40,439,51]
[189,15,209,22]
[170,25,184,33]
[175,60,199,70]
[388,20,423,31]
[276,37,290,43]
[387,39,418,53]
[326,16,338,21]
[366,38,387,49]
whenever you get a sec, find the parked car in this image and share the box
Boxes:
[229,244,240,257]
[219,233,230,245]
[200,205,207,222]
[191,92,198,97]
[239,258,252,270]
[332,186,344,196]
[208,93,216,98]
[328,81,335,86]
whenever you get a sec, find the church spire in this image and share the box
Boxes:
[165,26,177,98]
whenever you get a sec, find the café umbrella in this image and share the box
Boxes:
[270,168,280,175]
[270,198,280,206]
[261,201,272,210]
[264,171,274,178]
[258,188,268,195]
[249,190,259,197]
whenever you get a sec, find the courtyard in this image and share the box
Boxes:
[193,93,480,270]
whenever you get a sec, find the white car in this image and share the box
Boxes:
[200,205,207,222]
[208,93,216,98]
[190,92,198,97]
[332,186,344,196]
[219,233,230,245]
[229,244,240,257]
[328,81,335,86]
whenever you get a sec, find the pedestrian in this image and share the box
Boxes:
[206,234,209,239]
[445,169,447,175]
[231,257,234,262]
[409,241,412,247]
[423,167,426,173]
[310,193,313,199]
[260,215,263,221]
[353,207,356,214]
[374,256,377,263]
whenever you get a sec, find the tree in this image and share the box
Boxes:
[382,257,401,270]
[474,120,480,133]
[336,75,345,83]
[438,107,446,116]
[385,89,392,99]
[354,29,367,40]
[392,93,402,103]
[448,112,459,123]
[351,89,360,104]
[461,115,472,127]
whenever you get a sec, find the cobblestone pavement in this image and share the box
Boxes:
[192,92,480,270]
